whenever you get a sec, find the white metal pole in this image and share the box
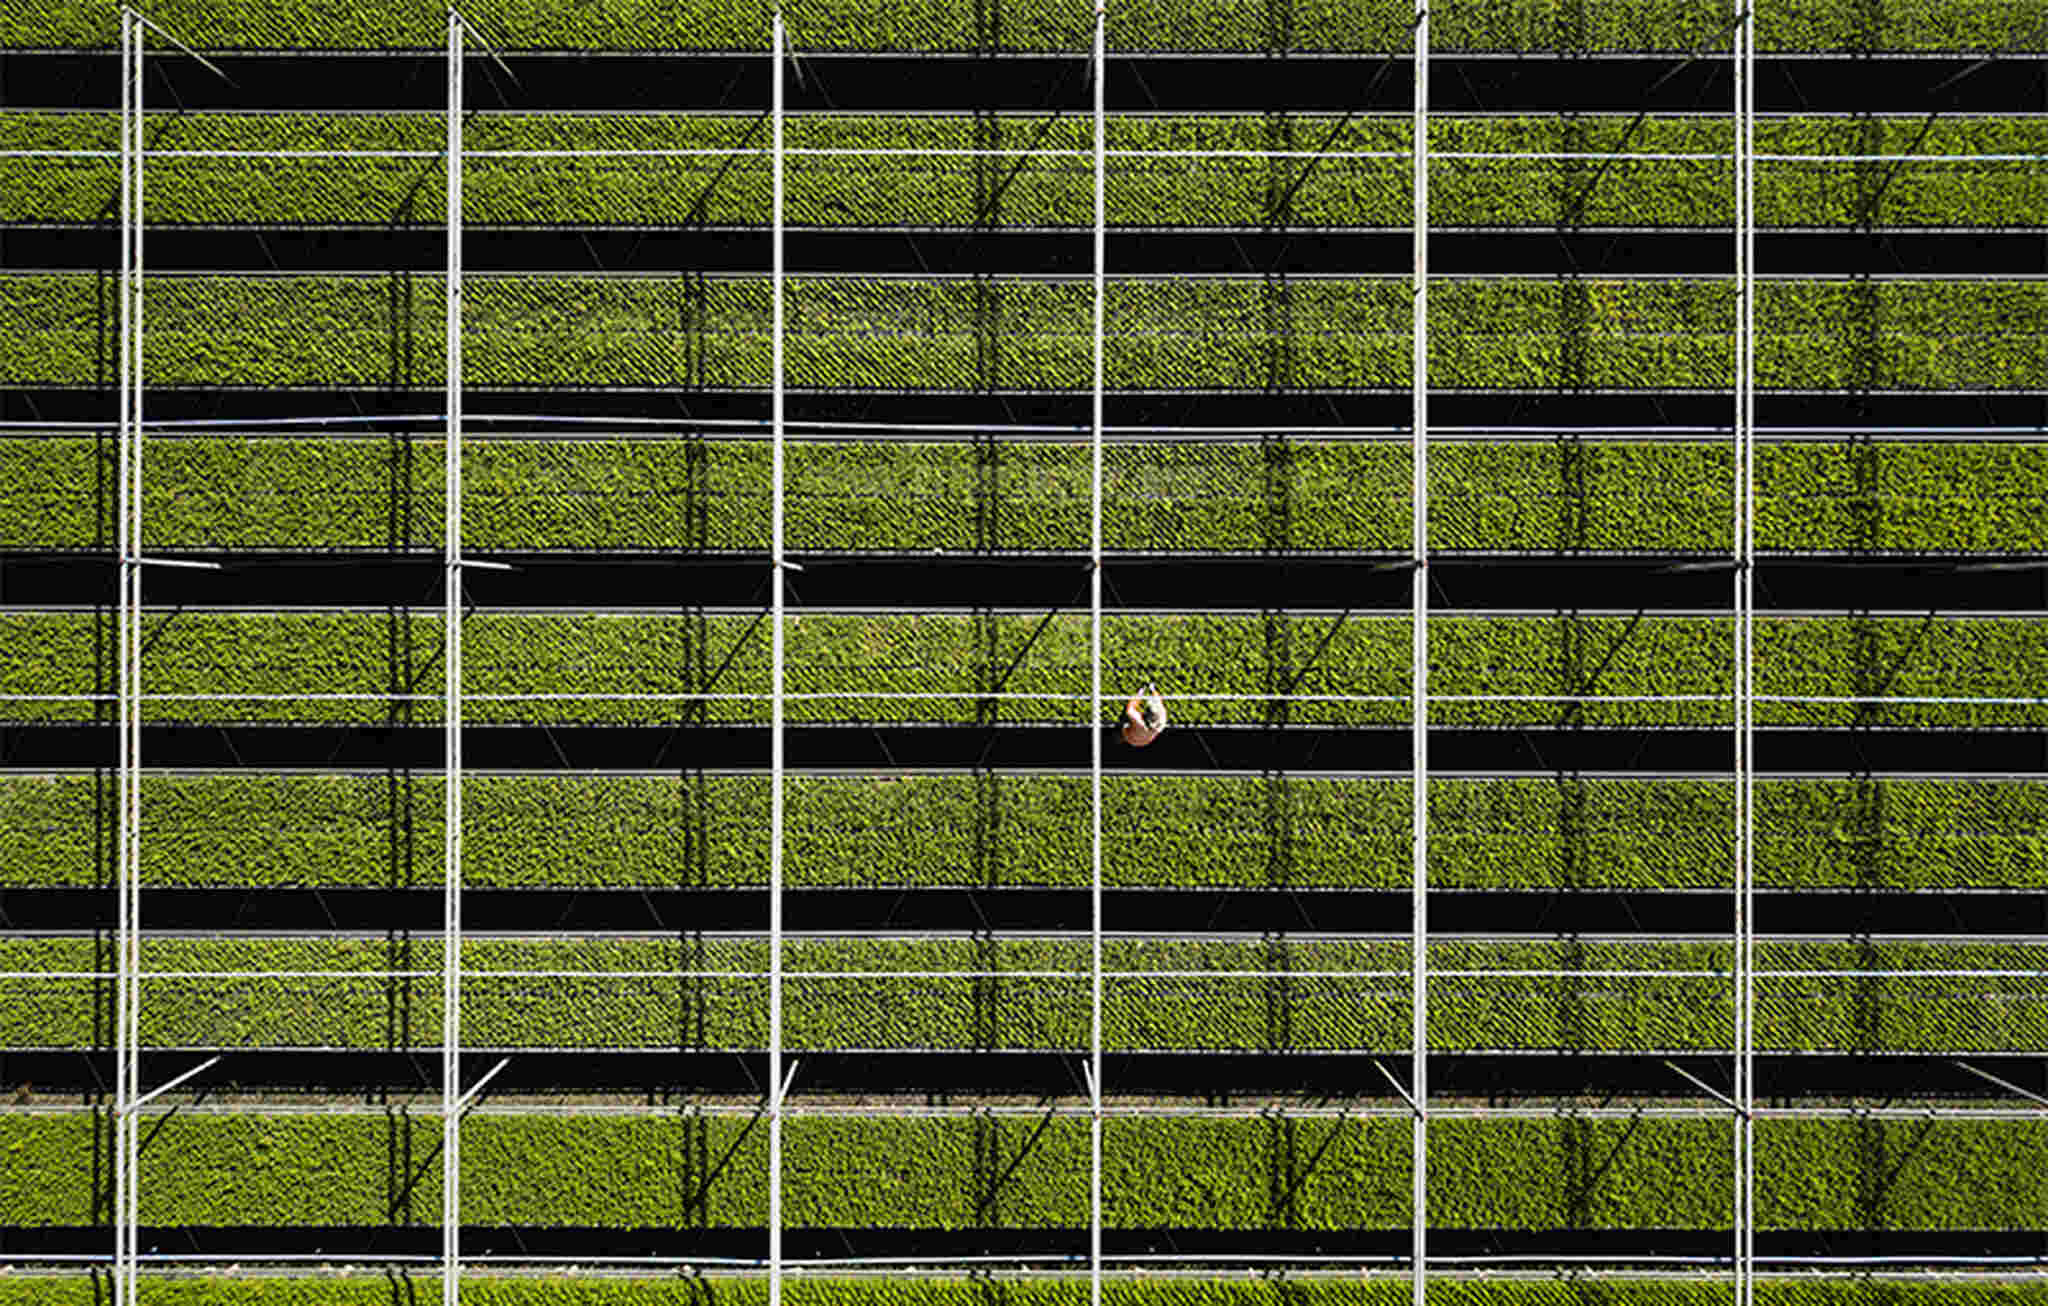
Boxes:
[442,12,464,1305]
[769,14,787,1306]
[116,11,143,1305]
[1089,7,1107,1306]
[1734,8,1757,1306]
[1409,6,1429,1304]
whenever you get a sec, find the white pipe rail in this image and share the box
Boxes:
[1409,4,1432,1300]
[441,13,466,1306]
[115,13,143,1305]
[769,16,788,1306]
[12,692,2048,708]
[11,146,2044,164]
[11,966,2044,982]
[11,1251,2046,1271]
[1089,10,1109,1306]
[72,1101,2048,1123]
[1734,9,1759,1306]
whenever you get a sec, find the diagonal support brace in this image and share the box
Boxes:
[1665,1058,1746,1116]
[1953,1060,2048,1108]
[452,1056,511,1113]
[126,1055,221,1114]
[775,1058,801,1109]
[1373,1058,1423,1117]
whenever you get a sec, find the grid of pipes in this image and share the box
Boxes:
[50,4,2041,1304]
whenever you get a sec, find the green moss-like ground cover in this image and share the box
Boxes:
[1428,940,1735,1053]
[7,1110,2040,1234]
[783,1115,1087,1228]
[0,744,2036,904]
[1105,1115,1411,1229]
[6,113,2040,228]
[6,611,2043,728]
[1756,779,2048,890]
[3,936,2037,1055]
[1759,1117,2048,1231]
[1756,940,2048,1054]
[1429,1118,1732,1228]
[0,1277,2032,1306]
[7,275,2043,391]
[8,437,2044,555]
[13,0,2044,50]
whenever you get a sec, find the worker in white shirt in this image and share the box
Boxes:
[1120,683,1167,748]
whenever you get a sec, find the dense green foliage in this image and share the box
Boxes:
[1760,616,2048,727]
[1757,281,2048,391]
[1755,0,2048,52]
[1758,443,2048,554]
[0,0,777,50]
[6,611,2043,727]
[141,771,443,888]
[0,936,442,1049]
[8,1110,2040,1236]
[1756,941,2048,1054]
[7,113,2041,229]
[12,0,2044,49]
[1757,118,2048,227]
[1430,441,1731,552]
[9,437,2045,555]
[1104,1116,1411,1228]
[0,436,112,549]
[0,1111,104,1226]
[1430,777,1731,888]
[0,0,2043,1286]
[784,1116,1087,1228]
[1428,941,1735,1052]
[7,275,2043,391]
[463,1115,769,1227]
[3,936,2038,1054]
[1757,779,2048,890]
[1429,1118,1731,1228]
[1110,773,1409,888]
[1758,1118,2048,1231]
[789,772,1088,887]
[1107,938,1410,1052]
[0,1277,2041,1306]
[1424,615,1730,728]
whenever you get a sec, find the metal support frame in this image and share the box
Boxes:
[442,12,465,1304]
[1733,8,1757,1306]
[1409,7,1430,1304]
[769,15,788,1306]
[22,9,2040,1298]
[1088,8,1107,1306]
[114,11,144,1305]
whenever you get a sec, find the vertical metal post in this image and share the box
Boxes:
[1088,6,1107,1306]
[1733,7,1756,1305]
[115,11,143,1305]
[769,13,787,1306]
[441,12,464,1305]
[1408,5,1430,1304]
